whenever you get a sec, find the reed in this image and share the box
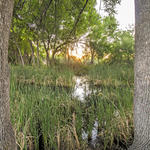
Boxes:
[10,63,134,150]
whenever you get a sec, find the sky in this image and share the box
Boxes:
[96,0,135,30]
[115,0,135,30]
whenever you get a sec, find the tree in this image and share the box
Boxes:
[10,0,95,65]
[0,0,17,150]
[87,15,119,63]
[129,0,150,149]
[103,0,121,14]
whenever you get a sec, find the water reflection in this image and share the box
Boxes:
[72,76,96,102]
[82,120,99,147]
[72,76,99,148]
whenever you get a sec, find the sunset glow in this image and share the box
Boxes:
[69,44,85,59]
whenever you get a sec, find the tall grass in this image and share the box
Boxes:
[88,63,134,149]
[10,63,134,150]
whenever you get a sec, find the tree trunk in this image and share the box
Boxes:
[16,43,25,66]
[129,1,150,149]
[46,50,50,66]
[0,0,17,150]
[64,47,67,62]
[36,40,40,66]
[52,50,56,63]
[66,47,70,64]
[90,49,95,64]
[43,41,50,66]
[29,40,35,66]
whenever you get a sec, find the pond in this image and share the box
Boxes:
[72,76,100,148]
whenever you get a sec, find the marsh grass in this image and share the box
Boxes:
[89,63,133,88]
[12,64,74,87]
[88,63,134,149]
[10,63,134,150]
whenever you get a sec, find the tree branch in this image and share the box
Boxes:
[54,0,89,55]
[39,0,53,26]
[70,0,89,35]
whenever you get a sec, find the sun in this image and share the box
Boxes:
[69,43,85,59]
[71,49,84,59]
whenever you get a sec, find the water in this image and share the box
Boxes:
[72,76,96,102]
[82,120,99,147]
[72,76,99,148]
[72,77,126,149]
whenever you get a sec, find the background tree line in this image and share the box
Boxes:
[8,0,134,66]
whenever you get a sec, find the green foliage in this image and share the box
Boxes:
[10,0,98,65]
[9,0,125,65]
[87,15,134,64]
[109,30,134,63]
[88,16,118,60]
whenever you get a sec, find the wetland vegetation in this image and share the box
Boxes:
[8,0,134,149]
[10,63,134,150]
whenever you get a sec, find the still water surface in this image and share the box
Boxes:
[72,76,99,147]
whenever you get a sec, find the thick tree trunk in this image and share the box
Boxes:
[0,0,17,150]
[129,1,150,149]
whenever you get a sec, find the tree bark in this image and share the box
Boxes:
[36,40,40,66]
[46,50,50,66]
[90,48,95,64]
[67,47,70,64]
[129,0,150,149]
[52,50,56,63]
[0,0,17,150]
[43,41,50,66]
[16,43,25,66]
[29,40,35,66]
